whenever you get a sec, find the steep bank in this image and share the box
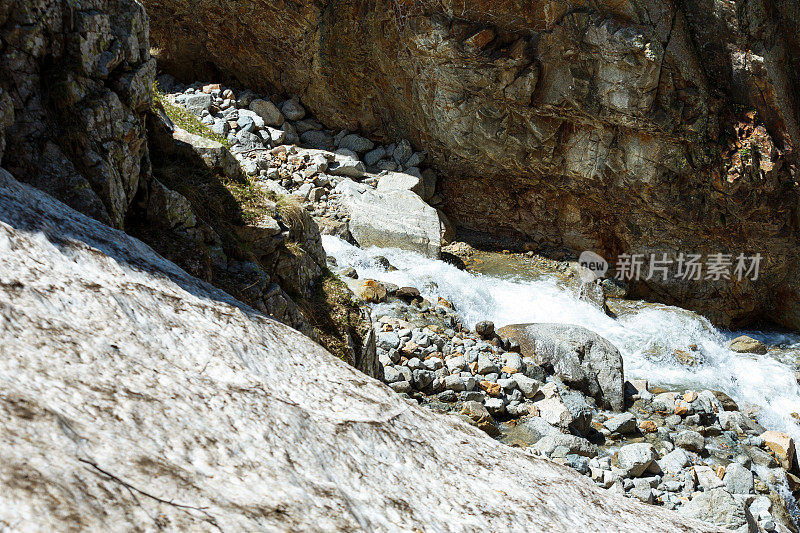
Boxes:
[145,0,800,330]
[0,169,724,532]
[0,0,377,369]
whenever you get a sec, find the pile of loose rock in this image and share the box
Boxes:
[347,277,799,532]
[157,76,448,257]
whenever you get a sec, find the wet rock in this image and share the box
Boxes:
[475,320,495,338]
[710,391,739,411]
[728,336,767,355]
[497,323,624,410]
[503,416,561,447]
[355,280,388,303]
[395,287,421,300]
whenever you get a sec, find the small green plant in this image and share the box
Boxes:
[739,146,751,160]
[152,82,231,149]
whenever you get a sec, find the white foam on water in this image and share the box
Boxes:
[323,235,800,442]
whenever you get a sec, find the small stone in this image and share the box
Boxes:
[692,466,725,490]
[476,353,499,375]
[249,99,284,126]
[674,430,705,453]
[460,400,498,436]
[389,381,412,394]
[657,448,689,473]
[281,96,306,120]
[363,146,386,167]
[512,373,541,399]
[393,139,413,164]
[484,397,505,416]
[338,133,374,154]
[377,331,401,351]
[475,320,495,338]
[396,287,421,300]
[639,420,658,433]
[683,390,698,403]
[478,381,502,397]
[723,462,754,494]
[674,400,692,416]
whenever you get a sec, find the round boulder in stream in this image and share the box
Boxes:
[497,323,624,411]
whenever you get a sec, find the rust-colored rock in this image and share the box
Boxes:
[479,381,502,397]
[761,431,798,472]
[639,420,658,433]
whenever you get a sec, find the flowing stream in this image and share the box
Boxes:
[323,235,800,444]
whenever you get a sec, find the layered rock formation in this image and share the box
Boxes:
[0,167,725,532]
[145,0,800,329]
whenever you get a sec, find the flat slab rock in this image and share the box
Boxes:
[0,169,722,532]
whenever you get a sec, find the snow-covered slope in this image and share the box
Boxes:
[0,169,721,532]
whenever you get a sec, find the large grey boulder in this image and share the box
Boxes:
[376,171,425,196]
[497,323,625,410]
[0,170,723,532]
[678,489,758,533]
[335,179,445,258]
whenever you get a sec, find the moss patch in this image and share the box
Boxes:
[296,271,367,364]
[153,82,231,148]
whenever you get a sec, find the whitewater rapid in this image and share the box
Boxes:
[323,235,800,442]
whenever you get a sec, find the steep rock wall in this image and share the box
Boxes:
[0,0,155,229]
[145,0,800,329]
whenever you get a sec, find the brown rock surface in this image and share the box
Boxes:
[146,0,800,329]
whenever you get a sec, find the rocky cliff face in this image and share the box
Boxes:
[0,167,723,532]
[145,0,800,329]
[0,0,155,229]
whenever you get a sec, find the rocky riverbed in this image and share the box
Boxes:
[159,79,800,532]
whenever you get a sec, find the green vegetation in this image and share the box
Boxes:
[296,270,365,364]
[153,82,231,148]
[739,146,751,160]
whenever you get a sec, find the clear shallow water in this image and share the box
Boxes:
[323,235,800,442]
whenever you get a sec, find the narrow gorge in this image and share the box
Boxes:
[1,0,800,531]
